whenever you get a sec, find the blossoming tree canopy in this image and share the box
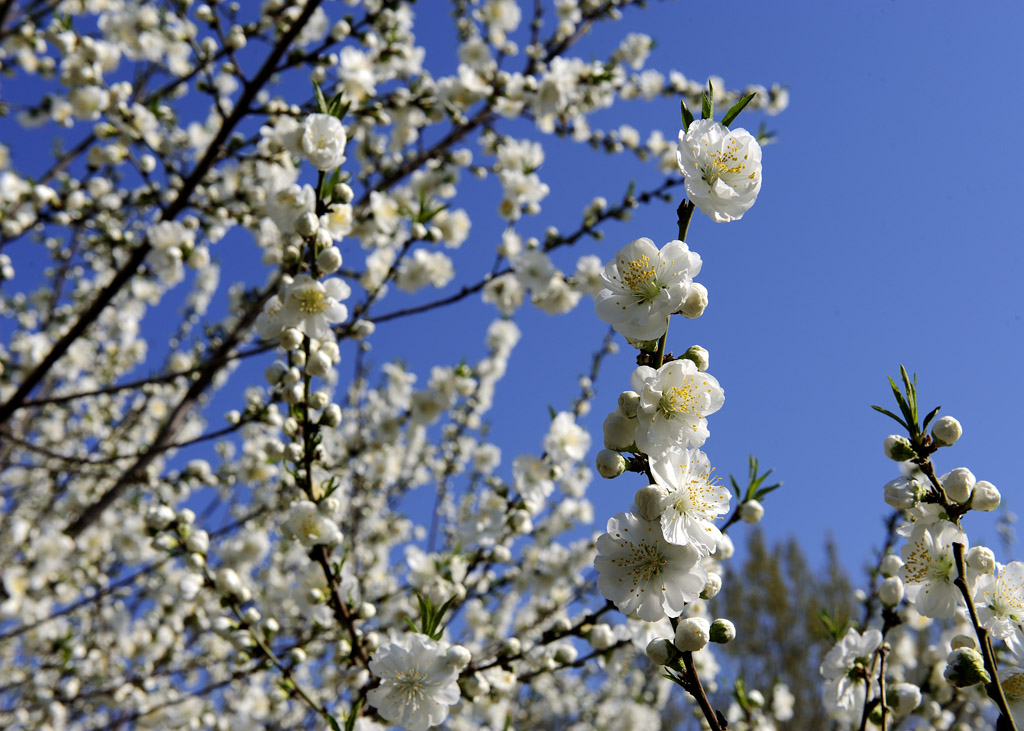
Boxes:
[37,0,1010,728]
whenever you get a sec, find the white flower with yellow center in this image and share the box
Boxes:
[899,521,966,619]
[301,113,347,171]
[280,274,350,340]
[595,511,707,621]
[677,119,762,223]
[367,634,461,731]
[282,500,342,547]
[649,447,730,555]
[631,359,724,457]
[975,561,1024,639]
[594,237,701,341]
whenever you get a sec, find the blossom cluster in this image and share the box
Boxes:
[816,386,1023,728]
[0,1,790,730]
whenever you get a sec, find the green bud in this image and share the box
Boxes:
[883,434,916,461]
[944,647,990,688]
[680,345,709,372]
[709,618,736,644]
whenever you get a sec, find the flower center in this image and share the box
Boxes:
[392,668,429,700]
[1003,672,1024,702]
[658,383,697,417]
[293,288,328,314]
[700,141,750,187]
[618,254,661,302]
[902,542,953,584]
[630,541,667,583]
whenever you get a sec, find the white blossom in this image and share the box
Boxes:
[595,511,707,621]
[677,119,762,222]
[366,634,461,731]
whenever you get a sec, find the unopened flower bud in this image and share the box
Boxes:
[296,211,319,237]
[646,638,676,666]
[603,411,636,451]
[317,246,342,273]
[587,624,616,650]
[595,449,627,478]
[333,182,354,203]
[674,617,710,652]
[145,504,176,530]
[700,572,722,600]
[307,390,329,410]
[680,345,709,372]
[553,643,577,664]
[280,327,304,350]
[884,476,924,510]
[944,647,990,688]
[971,480,1001,512]
[967,545,996,574]
[884,435,916,461]
[184,529,209,554]
[314,227,333,251]
[446,644,472,670]
[264,360,287,384]
[931,415,962,447]
[634,484,667,521]
[510,510,532,534]
[890,682,922,716]
[679,282,708,319]
[942,467,975,504]
[739,499,764,524]
[879,554,903,578]
[320,404,342,428]
[709,618,736,644]
[616,390,640,418]
[878,576,904,607]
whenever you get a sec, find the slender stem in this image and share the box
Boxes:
[878,644,889,731]
[681,651,724,731]
[952,541,1019,729]
[652,320,669,369]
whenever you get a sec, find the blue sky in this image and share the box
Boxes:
[6,0,1024,585]
[373,0,1024,576]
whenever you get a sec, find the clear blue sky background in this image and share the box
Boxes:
[6,0,1024,584]
[369,0,1024,578]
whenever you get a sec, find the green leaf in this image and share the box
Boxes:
[871,404,909,431]
[720,91,756,128]
[680,99,694,130]
[547,405,557,420]
[701,81,713,120]
[922,405,942,432]
[324,713,342,731]
[313,81,329,114]
[343,699,363,731]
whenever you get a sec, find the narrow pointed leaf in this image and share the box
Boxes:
[922,405,942,431]
[871,405,909,431]
[313,82,328,114]
[701,89,713,120]
[720,92,756,127]
[680,99,694,130]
